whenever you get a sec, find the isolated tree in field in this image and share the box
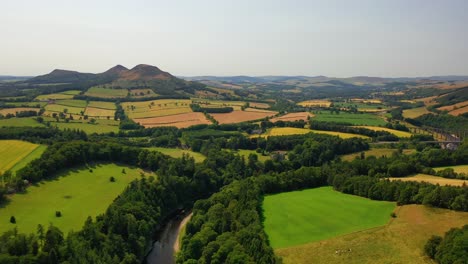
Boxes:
[10,216,16,224]
[122,169,126,174]
[110,176,116,182]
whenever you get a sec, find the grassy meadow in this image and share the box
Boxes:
[389,174,467,187]
[147,147,206,163]
[341,148,416,161]
[402,107,430,119]
[10,145,47,174]
[312,112,386,126]
[254,127,368,139]
[85,87,128,98]
[0,140,41,174]
[0,164,148,234]
[276,205,468,264]
[0,117,44,127]
[52,121,119,134]
[263,187,396,249]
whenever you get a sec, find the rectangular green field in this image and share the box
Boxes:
[263,186,396,248]
[85,87,128,98]
[55,99,88,108]
[146,147,206,163]
[0,117,44,127]
[60,90,82,95]
[35,93,74,100]
[5,102,47,108]
[51,122,119,134]
[312,112,387,126]
[0,164,150,234]
[0,140,41,174]
[9,145,47,174]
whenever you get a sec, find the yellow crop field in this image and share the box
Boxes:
[354,126,412,137]
[341,148,416,161]
[87,101,116,110]
[84,107,115,118]
[253,127,368,139]
[35,93,74,100]
[270,112,312,122]
[0,108,39,116]
[402,107,430,119]
[0,140,40,174]
[434,165,468,174]
[389,174,467,187]
[297,100,332,107]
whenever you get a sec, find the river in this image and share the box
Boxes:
[146,212,193,264]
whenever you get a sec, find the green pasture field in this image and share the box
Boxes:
[263,186,396,248]
[0,164,149,234]
[225,149,270,163]
[85,87,128,98]
[35,93,74,100]
[87,101,117,109]
[60,90,82,95]
[311,112,387,126]
[402,107,430,119]
[55,99,88,108]
[334,102,388,110]
[0,140,41,174]
[0,117,44,127]
[45,104,85,115]
[146,147,206,163]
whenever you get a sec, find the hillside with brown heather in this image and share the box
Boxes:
[118,64,173,81]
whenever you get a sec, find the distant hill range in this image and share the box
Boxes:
[181,75,468,84]
[6,64,207,98]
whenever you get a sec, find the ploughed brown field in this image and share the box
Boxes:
[134,112,212,128]
[270,112,312,122]
[211,109,278,124]
[448,105,468,116]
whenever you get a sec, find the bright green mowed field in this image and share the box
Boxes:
[263,187,396,249]
[146,147,206,163]
[0,117,44,127]
[52,122,119,134]
[10,145,47,174]
[312,112,386,126]
[0,164,145,234]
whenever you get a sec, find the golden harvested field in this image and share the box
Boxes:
[0,108,39,115]
[253,127,368,139]
[249,102,270,109]
[402,107,430,119]
[354,126,412,137]
[341,148,416,161]
[270,112,312,123]
[212,109,278,124]
[0,140,40,174]
[414,96,438,106]
[448,105,468,116]
[297,100,332,107]
[350,99,382,104]
[84,107,115,118]
[437,100,468,112]
[434,165,468,174]
[122,99,192,119]
[87,101,116,109]
[134,112,212,128]
[129,88,157,97]
[389,174,467,187]
[276,205,468,264]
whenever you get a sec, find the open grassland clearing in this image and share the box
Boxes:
[51,120,119,134]
[122,99,192,119]
[0,117,44,127]
[45,104,85,115]
[5,102,47,108]
[297,100,332,108]
[87,101,116,109]
[341,148,416,161]
[134,112,212,128]
[354,126,412,137]
[263,187,396,249]
[276,204,468,264]
[0,107,39,115]
[212,109,277,124]
[0,140,41,174]
[270,112,312,122]
[146,147,206,163]
[253,127,368,139]
[402,107,431,119]
[85,86,128,98]
[312,112,386,126]
[434,165,468,174]
[34,93,74,101]
[0,164,150,234]
[389,174,467,187]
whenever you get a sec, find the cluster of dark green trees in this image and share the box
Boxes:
[424,225,468,264]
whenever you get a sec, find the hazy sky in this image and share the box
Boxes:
[1,0,467,77]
